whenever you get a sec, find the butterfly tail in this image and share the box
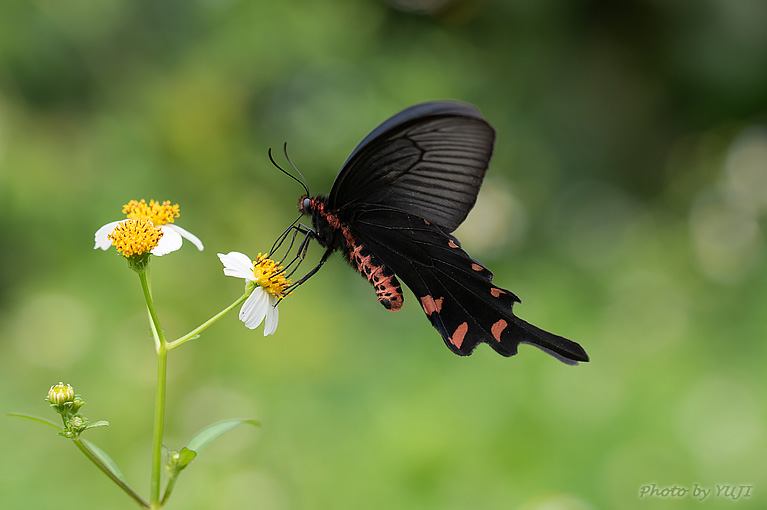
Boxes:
[500,317,589,365]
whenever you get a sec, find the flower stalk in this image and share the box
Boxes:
[166,292,250,350]
[138,268,168,508]
[150,343,168,509]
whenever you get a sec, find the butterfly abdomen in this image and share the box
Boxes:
[306,196,403,311]
[347,240,403,311]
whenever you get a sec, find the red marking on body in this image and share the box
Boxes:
[490,287,504,298]
[312,198,355,245]
[471,263,483,272]
[349,242,403,311]
[491,319,507,342]
[448,239,459,249]
[449,322,468,349]
[312,198,403,312]
[420,295,444,316]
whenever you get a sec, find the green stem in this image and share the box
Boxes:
[150,344,167,508]
[74,439,149,508]
[166,292,250,350]
[139,268,164,353]
[138,269,168,509]
[160,472,179,506]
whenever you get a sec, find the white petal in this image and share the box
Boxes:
[239,285,260,318]
[151,226,183,256]
[162,224,204,251]
[217,252,256,281]
[94,220,123,250]
[240,287,268,329]
[263,295,279,336]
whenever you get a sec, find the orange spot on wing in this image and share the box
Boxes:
[490,287,504,298]
[491,319,507,342]
[420,295,444,316]
[448,239,459,248]
[471,263,483,272]
[450,322,469,349]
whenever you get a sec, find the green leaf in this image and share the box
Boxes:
[185,418,260,458]
[75,439,148,508]
[7,413,63,431]
[176,447,197,470]
[80,438,129,485]
[84,420,110,431]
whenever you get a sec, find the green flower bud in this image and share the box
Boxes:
[69,415,85,429]
[61,415,89,438]
[47,382,75,405]
[47,382,86,417]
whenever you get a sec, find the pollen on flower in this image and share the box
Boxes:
[253,253,291,298]
[108,217,163,257]
[123,199,180,226]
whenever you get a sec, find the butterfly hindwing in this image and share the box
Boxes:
[349,207,589,363]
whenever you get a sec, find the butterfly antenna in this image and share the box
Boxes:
[268,145,310,196]
[282,142,310,196]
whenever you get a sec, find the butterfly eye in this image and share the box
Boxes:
[300,197,312,214]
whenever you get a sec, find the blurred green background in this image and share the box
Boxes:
[1,0,766,509]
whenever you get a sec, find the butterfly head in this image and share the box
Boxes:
[299,195,313,215]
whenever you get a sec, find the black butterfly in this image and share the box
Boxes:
[273,101,588,364]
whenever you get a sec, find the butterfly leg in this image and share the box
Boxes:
[269,212,306,258]
[281,246,334,298]
[271,222,317,281]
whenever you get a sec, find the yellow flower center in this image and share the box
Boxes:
[253,254,291,298]
[108,218,163,257]
[123,199,180,226]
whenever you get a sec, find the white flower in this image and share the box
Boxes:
[94,199,203,256]
[94,221,203,255]
[218,251,291,336]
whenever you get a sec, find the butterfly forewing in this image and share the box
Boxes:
[329,104,495,232]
